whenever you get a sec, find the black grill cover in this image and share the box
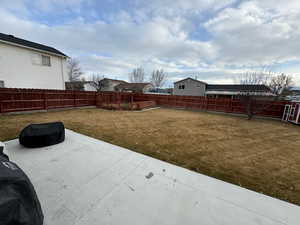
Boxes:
[19,122,65,148]
[0,144,8,160]
[0,155,44,225]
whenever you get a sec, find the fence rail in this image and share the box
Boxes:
[0,88,288,118]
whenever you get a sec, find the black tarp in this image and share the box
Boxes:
[19,122,65,148]
[0,155,44,225]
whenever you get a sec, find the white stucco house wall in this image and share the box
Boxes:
[0,33,68,90]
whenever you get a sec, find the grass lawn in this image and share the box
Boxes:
[1,108,300,205]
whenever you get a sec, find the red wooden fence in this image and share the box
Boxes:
[0,88,288,118]
[0,88,96,113]
[96,92,288,118]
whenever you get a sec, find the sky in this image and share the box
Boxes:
[1,0,300,87]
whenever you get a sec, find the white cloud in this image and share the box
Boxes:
[135,0,236,17]
[30,0,86,12]
[205,0,300,67]
[0,6,217,75]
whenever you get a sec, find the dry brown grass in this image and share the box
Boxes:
[1,108,300,205]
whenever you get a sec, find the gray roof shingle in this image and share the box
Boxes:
[0,33,67,57]
[206,84,271,92]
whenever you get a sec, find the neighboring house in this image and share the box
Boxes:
[66,78,153,93]
[65,81,97,91]
[115,83,154,93]
[0,33,68,89]
[206,84,274,98]
[174,78,206,96]
[66,78,126,92]
[99,78,127,91]
[174,77,274,98]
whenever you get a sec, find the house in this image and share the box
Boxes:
[115,83,154,93]
[174,77,274,98]
[173,78,207,96]
[99,78,127,91]
[206,84,274,98]
[0,33,68,89]
[66,78,125,92]
[65,81,97,91]
[66,78,153,93]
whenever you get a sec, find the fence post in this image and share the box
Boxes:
[73,91,76,107]
[130,94,133,110]
[95,92,98,107]
[44,91,48,110]
[0,101,2,113]
[118,92,121,110]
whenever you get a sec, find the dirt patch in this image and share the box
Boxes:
[1,108,300,205]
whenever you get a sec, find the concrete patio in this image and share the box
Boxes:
[4,129,300,225]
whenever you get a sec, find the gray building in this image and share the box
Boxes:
[173,78,206,96]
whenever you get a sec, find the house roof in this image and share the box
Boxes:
[206,84,271,92]
[115,83,153,92]
[101,78,127,83]
[174,77,207,84]
[0,33,67,57]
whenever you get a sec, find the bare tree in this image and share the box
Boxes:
[129,67,145,83]
[269,73,293,96]
[235,71,270,85]
[89,74,105,91]
[150,69,167,88]
[237,71,294,120]
[67,58,83,81]
[236,71,293,95]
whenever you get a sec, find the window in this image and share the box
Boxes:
[31,54,51,66]
[179,84,185,89]
[31,53,41,65]
[42,55,51,66]
[0,80,4,88]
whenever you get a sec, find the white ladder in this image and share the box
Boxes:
[282,103,300,124]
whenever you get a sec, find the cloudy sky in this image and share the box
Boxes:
[1,0,300,86]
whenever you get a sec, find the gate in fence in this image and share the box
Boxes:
[282,102,300,124]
